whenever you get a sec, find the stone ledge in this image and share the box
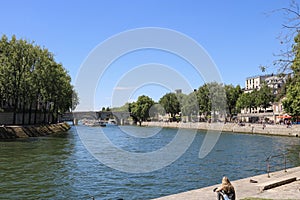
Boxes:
[0,123,71,139]
[259,177,297,191]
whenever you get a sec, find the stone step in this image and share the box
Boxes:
[258,176,297,191]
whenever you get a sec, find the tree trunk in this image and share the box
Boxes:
[43,106,47,124]
[21,99,26,125]
[28,101,32,125]
[34,101,38,124]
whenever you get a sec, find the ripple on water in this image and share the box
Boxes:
[1,126,300,199]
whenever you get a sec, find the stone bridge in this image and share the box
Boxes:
[98,111,131,125]
[61,111,131,125]
[61,111,98,121]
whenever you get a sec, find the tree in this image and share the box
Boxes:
[208,82,227,120]
[283,33,300,116]
[148,103,165,121]
[111,103,131,112]
[236,91,257,113]
[225,84,243,119]
[181,92,198,122]
[130,95,154,126]
[273,0,300,72]
[159,93,180,119]
[0,34,78,124]
[283,80,300,116]
[255,83,275,111]
[196,82,226,121]
[196,84,211,119]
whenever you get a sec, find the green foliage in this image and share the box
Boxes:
[283,33,300,116]
[255,83,274,110]
[196,82,227,119]
[196,84,211,116]
[208,83,226,111]
[181,92,198,118]
[274,79,289,102]
[111,103,131,112]
[148,103,165,120]
[159,93,180,117]
[0,34,78,124]
[225,84,243,117]
[236,91,257,112]
[130,95,155,125]
[236,85,275,113]
[283,80,300,116]
[259,65,266,73]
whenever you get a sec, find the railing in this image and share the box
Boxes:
[266,153,287,178]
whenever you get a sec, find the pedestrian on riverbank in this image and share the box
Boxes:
[287,120,292,128]
[213,176,236,200]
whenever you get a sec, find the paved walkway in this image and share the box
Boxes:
[153,166,300,200]
[142,122,300,137]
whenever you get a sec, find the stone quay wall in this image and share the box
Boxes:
[0,122,71,140]
[142,121,300,137]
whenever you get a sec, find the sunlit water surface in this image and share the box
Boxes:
[1,125,300,199]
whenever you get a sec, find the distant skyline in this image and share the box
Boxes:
[0,0,293,110]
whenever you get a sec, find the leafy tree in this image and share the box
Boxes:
[283,80,300,116]
[283,33,300,116]
[236,91,257,113]
[148,103,165,121]
[225,84,243,119]
[208,82,227,120]
[255,83,274,111]
[196,82,226,120]
[130,95,154,126]
[274,0,300,72]
[110,103,131,112]
[270,2,300,116]
[0,34,78,124]
[181,92,198,122]
[159,93,180,119]
[196,84,211,118]
[274,77,291,102]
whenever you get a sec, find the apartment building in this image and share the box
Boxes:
[239,74,289,123]
[244,75,269,93]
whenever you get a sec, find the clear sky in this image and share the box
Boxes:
[0,0,292,110]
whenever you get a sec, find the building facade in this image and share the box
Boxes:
[245,75,269,92]
[239,74,289,123]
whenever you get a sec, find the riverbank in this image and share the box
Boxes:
[154,166,300,200]
[0,122,71,139]
[142,121,300,137]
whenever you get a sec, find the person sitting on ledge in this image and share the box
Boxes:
[213,176,236,200]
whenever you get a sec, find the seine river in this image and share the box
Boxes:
[1,125,300,199]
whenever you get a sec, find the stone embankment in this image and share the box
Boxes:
[142,122,300,137]
[154,166,300,200]
[0,123,71,139]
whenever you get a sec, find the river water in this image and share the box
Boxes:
[1,125,300,200]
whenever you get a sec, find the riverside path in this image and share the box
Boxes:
[154,166,300,200]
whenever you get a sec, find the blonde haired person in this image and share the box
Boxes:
[213,176,236,200]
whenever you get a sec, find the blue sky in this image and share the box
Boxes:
[0,0,292,110]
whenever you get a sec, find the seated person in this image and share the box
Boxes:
[213,176,236,200]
